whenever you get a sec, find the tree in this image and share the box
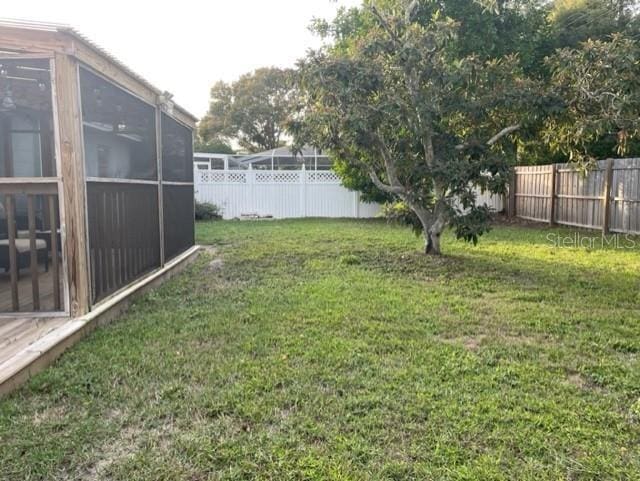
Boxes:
[200,68,295,153]
[293,1,538,255]
[194,136,235,154]
[548,0,639,49]
[545,33,640,166]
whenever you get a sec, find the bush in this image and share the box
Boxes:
[381,201,422,236]
[195,201,222,221]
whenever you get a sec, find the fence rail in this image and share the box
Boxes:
[509,158,640,235]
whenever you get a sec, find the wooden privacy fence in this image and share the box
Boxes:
[509,158,640,235]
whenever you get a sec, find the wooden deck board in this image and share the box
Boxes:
[0,317,68,368]
[0,262,64,313]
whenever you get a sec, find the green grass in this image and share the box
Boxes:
[1,219,640,480]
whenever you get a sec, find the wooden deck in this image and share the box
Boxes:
[0,317,69,368]
[0,245,201,397]
[0,263,64,313]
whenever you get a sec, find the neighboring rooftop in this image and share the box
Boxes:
[193,146,332,170]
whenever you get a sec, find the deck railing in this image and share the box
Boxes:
[1,180,62,312]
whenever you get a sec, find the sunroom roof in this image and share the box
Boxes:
[0,18,198,123]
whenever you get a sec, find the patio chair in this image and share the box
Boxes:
[0,216,49,277]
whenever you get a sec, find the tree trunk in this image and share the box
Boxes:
[424,224,443,255]
[405,200,446,256]
[424,230,440,255]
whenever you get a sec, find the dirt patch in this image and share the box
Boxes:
[567,373,587,389]
[439,335,486,352]
[201,245,218,255]
[438,332,546,352]
[80,418,176,480]
[84,426,142,480]
[565,371,605,393]
[30,405,67,426]
[495,333,546,346]
[207,258,224,272]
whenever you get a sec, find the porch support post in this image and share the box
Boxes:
[156,107,165,267]
[54,52,90,317]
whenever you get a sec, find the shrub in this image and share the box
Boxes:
[195,201,222,221]
[381,201,422,236]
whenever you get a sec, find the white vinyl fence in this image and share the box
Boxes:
[195,169,381,219]
[195,168,504,220]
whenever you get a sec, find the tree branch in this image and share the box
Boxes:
[455,124,521,151]
[373,131,403,187]
[368,169,406,195]
[368,2,435,170]
[367,3,401,46]
[486,124,521,146]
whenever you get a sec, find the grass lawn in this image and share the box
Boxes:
[1,219,639,480]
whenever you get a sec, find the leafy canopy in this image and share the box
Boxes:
[545,33,640,166]
[292,1,539,253]
[200,67,295,153]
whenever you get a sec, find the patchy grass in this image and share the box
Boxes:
[1,218,639,480]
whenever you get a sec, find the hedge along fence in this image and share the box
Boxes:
[508,158,640,235]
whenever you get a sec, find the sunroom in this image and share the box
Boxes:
[0,20,198,392]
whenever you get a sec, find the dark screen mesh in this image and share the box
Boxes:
[161,113,193,182]
[80,68,157,181]
[163,184,194,261]
[87,182,160,303]
[0,59,56,177]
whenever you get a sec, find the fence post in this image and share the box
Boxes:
[549,164,557,225]
[508,168,517,217]
[300,164,307,218]
[602,158,614,235]
[249,168,256,216]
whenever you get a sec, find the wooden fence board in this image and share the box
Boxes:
[512,158,640,234]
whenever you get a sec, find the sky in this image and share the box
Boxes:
[2,0,362,119]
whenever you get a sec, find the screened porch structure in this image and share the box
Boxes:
[194,146,333,172]
[0,20,197,319]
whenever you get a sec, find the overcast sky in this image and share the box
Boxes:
[3,0,361,119]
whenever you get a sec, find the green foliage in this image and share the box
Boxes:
[381,201,423,235]
[332,157,393,204]
[449,204,494,245]
[545,33,640,166]
[194,201,222,221]
[2,219,640,479]
[200,67,295,153]
[293,1,539,253]
[549,0,639,49]
[194,137,234,154]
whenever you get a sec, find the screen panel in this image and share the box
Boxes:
[80,68,157,181]
[163,184,194,261]
[87,182,160,303]
[0,58,56,177]
[161,113,193,182]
